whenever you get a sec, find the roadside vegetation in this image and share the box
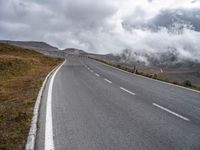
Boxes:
[0,43,64,150]
[89,57,200,91]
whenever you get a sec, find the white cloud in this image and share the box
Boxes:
[0,0,200,62]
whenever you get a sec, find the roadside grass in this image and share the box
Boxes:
[89,57,200,91]
[0,43,64,150]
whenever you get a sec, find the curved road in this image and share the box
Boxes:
[36,56,200,150]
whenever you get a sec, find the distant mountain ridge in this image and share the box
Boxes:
[0,40,59,53]
[62,48,87,55]
[0,40,199,87]
[1,40,199,70]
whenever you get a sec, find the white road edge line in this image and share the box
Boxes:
[45,60,66,150]
[25,60,65,150]
[120,87,135,95]
[104,78,112,83]
[95,73,100,77]
[152,103,189,121]
[93,59,200,94]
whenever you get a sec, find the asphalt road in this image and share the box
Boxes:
[36,56,200,150]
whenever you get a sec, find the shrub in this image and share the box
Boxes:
[116,64,121,68]
[172,81,178,85]
[183,80,192,87]
[152,74,157,79]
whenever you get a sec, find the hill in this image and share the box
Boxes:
[62,48,87,55]
[0,43,63,150]
[0,40,59,55]
[88,49,200,90]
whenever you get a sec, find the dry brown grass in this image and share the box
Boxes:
[89,57,200,91]
[0,43,64,150]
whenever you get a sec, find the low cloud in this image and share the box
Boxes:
[0,0,200,62]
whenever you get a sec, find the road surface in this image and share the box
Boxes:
[36,56,200,150]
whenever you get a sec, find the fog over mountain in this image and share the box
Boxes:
[0,0,200,63]
[117,48,200,69]
[122,8,200,32]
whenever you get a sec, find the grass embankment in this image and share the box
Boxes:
[89,57,200,91]
[0,43,64,150]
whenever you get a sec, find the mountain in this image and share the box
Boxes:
[0,40,66,57]
[122,8,200,32]
[91,49,200,88]
[110,49,200,70]
[62,48,87,55]
[0,40,59,54]
[150,9,200,32]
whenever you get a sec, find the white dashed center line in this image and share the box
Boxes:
[153,103,189,121]
[95,73,100,77]
[120,87,135,95]
[90,70,94,73]
[104,78,112,84]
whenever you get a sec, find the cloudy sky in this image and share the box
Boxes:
[0,0,200,61]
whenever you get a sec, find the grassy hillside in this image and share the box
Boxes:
[0,40,59,52]
[89,57,200,91]
[0,43,64,150]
